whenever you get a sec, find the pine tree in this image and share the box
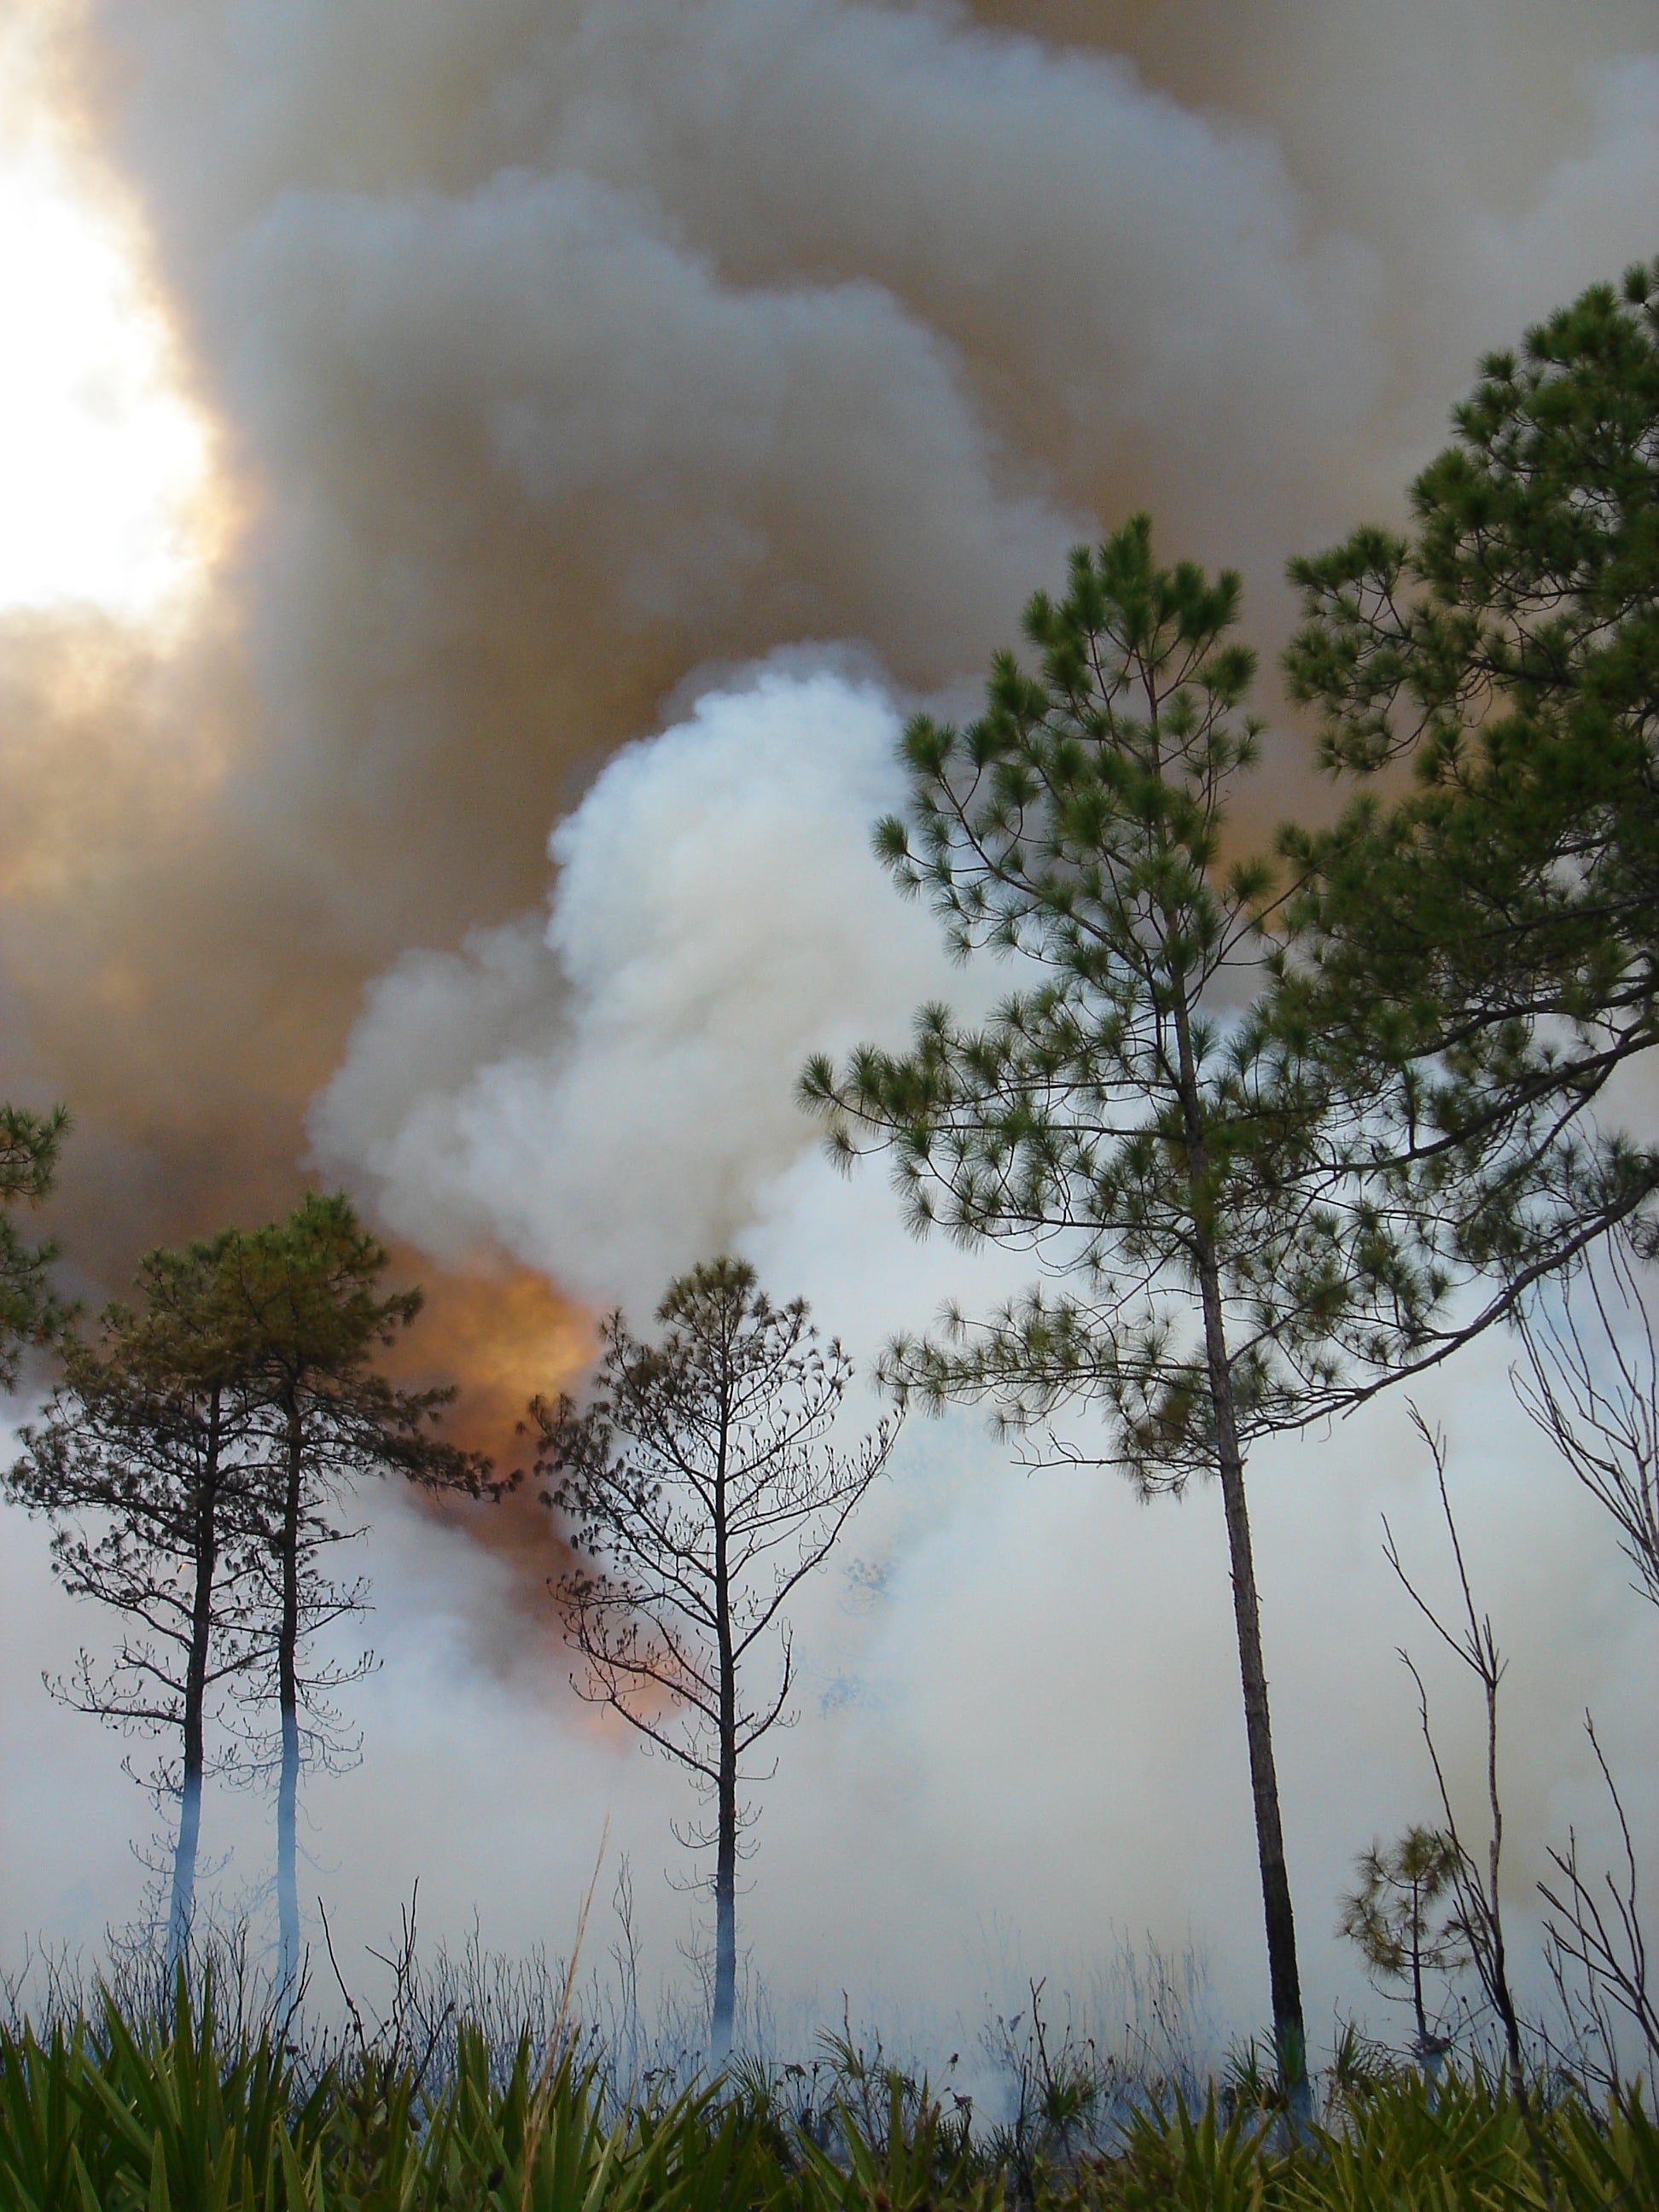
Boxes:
[802,517,1408,2098]
[217,1193,489,1991]
[1339,1827,1465,2060]
[6,1234,265,1960]
[529,1257,894,2061]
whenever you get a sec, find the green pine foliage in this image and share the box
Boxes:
[800,514,1407,1472]
[0,1102,69,1388]
[1338,1828,1466,2058]
[1276,258,1659,1371]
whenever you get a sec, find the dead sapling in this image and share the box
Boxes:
[1382,1407,1556,2208]
[1512,1227,1659,1611]
[1538,1711,1657,2093]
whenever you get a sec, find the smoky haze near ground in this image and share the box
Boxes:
[1,0,1656,2047]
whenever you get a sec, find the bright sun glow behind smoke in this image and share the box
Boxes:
[0,18,209,621]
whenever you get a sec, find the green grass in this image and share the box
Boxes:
[1,1978,1654,2211]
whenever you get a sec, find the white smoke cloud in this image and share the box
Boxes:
[311,660,987,1318]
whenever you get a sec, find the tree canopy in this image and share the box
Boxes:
[1275,258,1659,1380]
[0,1102,69,1386]
[10,1190,490,1981]
[801,515,1410,1470]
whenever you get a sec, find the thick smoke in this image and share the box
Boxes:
[6,0,1657,1263]
[310,661,989,1317]
[2,0,1656,2041]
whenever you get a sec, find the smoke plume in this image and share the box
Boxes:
[2,0,1656,2043]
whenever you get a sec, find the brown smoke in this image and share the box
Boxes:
[4,0,1656,1402]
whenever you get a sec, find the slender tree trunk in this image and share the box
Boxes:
[1410,1887,1429,2053]
[1196,1248,1307,2103]
[168,1386,223,1966]
[1172,989,1307,2104]
[169,1774,202,1968]
[1480,1670,1530,2109]
[711,1354,737,2064]
[713,1704,736,2063]
[276,1394,302,1994]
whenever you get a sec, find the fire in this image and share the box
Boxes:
[388,1256,599,1615]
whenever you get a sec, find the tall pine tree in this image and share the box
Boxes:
[805,518,1406,2095]
[215,1194,490,1990]
[8,1234,265,1960]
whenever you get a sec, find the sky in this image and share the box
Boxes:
[0,0,1656,2066]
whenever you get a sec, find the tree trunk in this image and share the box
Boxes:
[276,1395,302,1994]
[713,1725,736,2063]
[169,1773,202,1969]
[1170,981,1307,2106]
[1410,1878,1429,2054]
[1196,1248,1308,2105]
[711,1353,736,2064]
[168,1385,223,1966]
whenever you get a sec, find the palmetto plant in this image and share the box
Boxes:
[0,1973,326,2212]
[3,1976,1657,2211]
